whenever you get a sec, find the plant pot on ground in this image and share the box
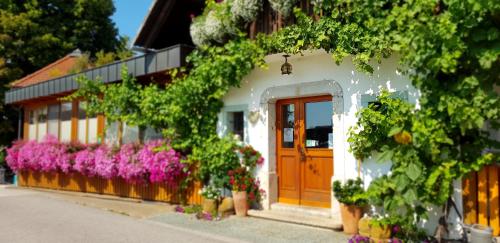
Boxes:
[228,167,253,217]
[200,184,221,214]
[232,190,248,216]
[369,216,392,240]
[333,178,368,235]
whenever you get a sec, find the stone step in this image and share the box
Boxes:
[248,209,343,231]
[270,203,331,218]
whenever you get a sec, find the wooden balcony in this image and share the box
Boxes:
[248,0,317,39]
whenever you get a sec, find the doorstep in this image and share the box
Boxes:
[248,203,342,231]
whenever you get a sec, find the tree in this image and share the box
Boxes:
[0,0,124,146]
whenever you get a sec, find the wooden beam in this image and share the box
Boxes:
[478,168,489,226]
[488,165,499,236]
[463,172,478,224]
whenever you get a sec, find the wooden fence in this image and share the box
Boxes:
[463,165,499,236]
[18,170,202,205]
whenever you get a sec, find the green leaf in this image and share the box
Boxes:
[406,163,422,181]
[388,126,403,137]
[376,149,394,162]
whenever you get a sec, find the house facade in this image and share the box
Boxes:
[4,0,498,237]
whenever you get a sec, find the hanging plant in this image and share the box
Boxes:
[190,16,209,47]
[268,0,297,17]
[191,0,240,45]
[231,0,262,23]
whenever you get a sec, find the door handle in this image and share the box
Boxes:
[298,145,306,162]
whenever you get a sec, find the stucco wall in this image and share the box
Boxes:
[218,50,462,236]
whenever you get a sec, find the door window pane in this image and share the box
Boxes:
[282,104,295,148]
[47,104,60,138]
[305,101,333,148]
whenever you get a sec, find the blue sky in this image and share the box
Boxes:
[112,0,154,44]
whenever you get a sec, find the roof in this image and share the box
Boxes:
[5,45,194,104]
[11,49,82,88]
[133,0,204,50]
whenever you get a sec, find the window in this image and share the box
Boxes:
[221,105,248,142]
[28,110,36,140]
[60,102,72,142]
[227,111,245,141]
[47,104,60,138]
[77,102,98,144]
[36,107,48,141]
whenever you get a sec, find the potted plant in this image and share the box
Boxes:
[333,178,367,234]
[200,184,221,214]
[228,167,251,216]
[369,215,393,241]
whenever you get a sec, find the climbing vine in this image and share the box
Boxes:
[70,0,500,238]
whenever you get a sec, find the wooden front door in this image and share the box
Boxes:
[276,95,334,208]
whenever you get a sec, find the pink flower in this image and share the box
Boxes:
[74,146,97,177]
[94,145,118,179]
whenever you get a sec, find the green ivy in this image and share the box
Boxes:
[69,1,500,238]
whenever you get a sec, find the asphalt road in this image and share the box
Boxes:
[0,186,240,243]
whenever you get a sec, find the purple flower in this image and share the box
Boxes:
[175,205,185,213]
[392,225,401,234]
[203,212,213,221]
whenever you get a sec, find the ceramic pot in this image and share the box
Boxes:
[358,217,371,237]
[232,191,248,217]
[202,197,218,214]
[369,224,391,239]
[340,203,363,234]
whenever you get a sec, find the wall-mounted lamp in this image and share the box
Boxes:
[281,54,292,75]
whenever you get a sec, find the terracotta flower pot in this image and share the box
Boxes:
[369,224,391,240]
[340,203,364,234]
[358,217,371,237]
[202,197,218,214]
[232,191,248,217]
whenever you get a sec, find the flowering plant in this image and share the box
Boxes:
[116,143,147,183]
[231,0,262,23]
[268,0,297,17]
[5,137,186,186]
[228,167,250,192]
[348,235,370,243]
[199,184,221,200]
[94,145,118,179]
[239,145,264,168]
[138,141,185,186]
[74,145,98,177]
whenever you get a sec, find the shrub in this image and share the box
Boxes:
[332,178,367,206]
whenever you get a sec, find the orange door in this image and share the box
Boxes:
[276,95,334,208]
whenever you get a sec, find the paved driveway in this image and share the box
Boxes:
[0,186,239,243]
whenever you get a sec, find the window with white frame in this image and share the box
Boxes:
[47,104,60,138]
[77,102,98,144]
[59,102,73,142]
[222,105,248,142]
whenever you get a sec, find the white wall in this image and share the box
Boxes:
[219,50,465,237]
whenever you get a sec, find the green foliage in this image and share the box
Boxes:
[0,0,124,147]
[72,1,500,237]
[0,146,5,167]
[332,178,367,206]
[191,136,241,188]
[348,90,414,160]
[67,65,147,128]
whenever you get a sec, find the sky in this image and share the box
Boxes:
[111,0,154,45]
